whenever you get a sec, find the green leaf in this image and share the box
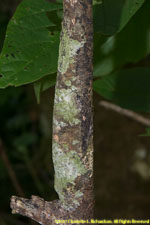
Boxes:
[0,0,62,88]
[94,0,150,77]
[34,73,56,103]
[93,68,150,112]
[93,0,144,35]
[139,128,150,137]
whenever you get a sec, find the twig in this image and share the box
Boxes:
[99,100,150,127]
[11,195,64,224]
[0,139,25,197]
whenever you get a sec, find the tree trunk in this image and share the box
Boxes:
[10,0,94,224]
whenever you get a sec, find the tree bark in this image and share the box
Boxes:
[10,0,94,224]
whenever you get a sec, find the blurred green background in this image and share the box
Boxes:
[1,1,150,224]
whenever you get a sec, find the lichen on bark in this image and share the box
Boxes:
[53,141,87,209]
[58,27,85,74]
[54,88,80,126]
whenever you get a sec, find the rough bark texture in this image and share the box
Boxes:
[10,0,94,224]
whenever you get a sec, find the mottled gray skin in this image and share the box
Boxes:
[52,0,94,214]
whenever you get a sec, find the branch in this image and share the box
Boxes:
[10,0,94,223]
[99,100,150,126]
[10,196,62,225]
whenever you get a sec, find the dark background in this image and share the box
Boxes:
[0,1,150,224]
